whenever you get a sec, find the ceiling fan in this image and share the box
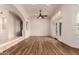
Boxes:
[37,10,47,19]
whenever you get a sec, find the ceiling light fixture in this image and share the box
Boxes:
[37,10,47,19]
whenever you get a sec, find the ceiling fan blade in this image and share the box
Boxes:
[35,10,48,19]
[43,15,47,17]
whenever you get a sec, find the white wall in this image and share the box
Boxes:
[59,5,77,48]
[50,19,57,38]
[0,5,31,45]
[7,12,21,39]
[0,8,21,44]
[14,5,30,38]
[0,9,9,44]
[25,20,30,38]
[30,18,50,36]
[50,5,79,48]
[50,9,62,38]
[15,18,20,35]
[2,4,79,48]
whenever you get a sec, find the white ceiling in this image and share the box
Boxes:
[20,4,61,19]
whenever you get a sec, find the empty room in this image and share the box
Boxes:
[0,4,79,55]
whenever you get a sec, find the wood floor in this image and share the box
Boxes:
[1,36,79,55]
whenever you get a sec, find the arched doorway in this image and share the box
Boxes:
[8,11,23,37]
[0,6,24,45]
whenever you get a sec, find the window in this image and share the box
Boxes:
[59,22,62,36]
[56,23,57,35]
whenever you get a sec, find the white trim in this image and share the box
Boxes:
[0,36,29,53]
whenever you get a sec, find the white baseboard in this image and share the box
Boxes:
[0,36,30,53]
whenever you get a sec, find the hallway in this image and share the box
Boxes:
[0,4,79,55]
[1,36,79,55]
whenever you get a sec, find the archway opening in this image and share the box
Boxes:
[8,11,23,37]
